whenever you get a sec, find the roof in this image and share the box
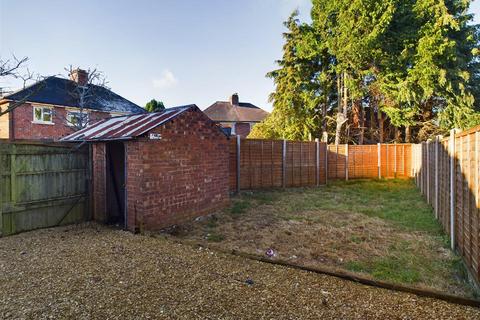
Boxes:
[61,105,194,142]
[203,101,269,122]
[2,76,146,114]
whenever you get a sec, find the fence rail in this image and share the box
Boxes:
[413,128,480,286]
[229,138,413,192]
[0,140,91,236]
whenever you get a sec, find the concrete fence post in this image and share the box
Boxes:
[345,144,349,181]
[282,139,287,188]
[315,138,320,186]
[236,135,241,194]
[377,143,381,179]
[449,129,456,250]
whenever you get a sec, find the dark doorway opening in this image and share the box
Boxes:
[106,141,126,228]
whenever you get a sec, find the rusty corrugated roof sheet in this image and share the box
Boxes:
[61,105,193,142]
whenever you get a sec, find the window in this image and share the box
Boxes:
[33,106,53,124]
[66,111,89,128]
[231,122,236,135]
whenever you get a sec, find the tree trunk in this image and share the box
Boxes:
[321,95,328,142]
[352,99,364,144]
[394,127,400,142]
[334,73,344,145]
[368,99,378,142]
[405,126,411,143]
[378,112,385,143]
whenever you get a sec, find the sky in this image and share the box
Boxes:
[0,0,479,112]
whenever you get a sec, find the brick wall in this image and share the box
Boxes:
[125,108,230,231]
[125,141,144,230]
[9,103,112,140]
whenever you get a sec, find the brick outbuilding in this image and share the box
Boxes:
[62,105,229,231]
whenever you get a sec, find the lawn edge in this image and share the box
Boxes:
[168,237,480,308]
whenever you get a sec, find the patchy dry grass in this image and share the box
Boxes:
[168,179,477,298]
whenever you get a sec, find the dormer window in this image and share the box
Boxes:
[32,106,53,124]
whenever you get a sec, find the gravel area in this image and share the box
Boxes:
[0,223,479,319]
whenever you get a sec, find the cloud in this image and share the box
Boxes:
[152,70,178,89]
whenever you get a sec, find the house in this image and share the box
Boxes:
[61,105,229,231]
[0,69,146,140]
[203,93,269,138]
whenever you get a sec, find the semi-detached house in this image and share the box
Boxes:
[0,68,145,140]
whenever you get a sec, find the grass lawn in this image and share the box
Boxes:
[168,179,477,298]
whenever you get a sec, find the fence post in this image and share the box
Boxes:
[282,139,286,188]
[435,136,440,219]
[236,135,241,194]
[377,143,381,179]
[426,140,430,204]
[345,143,349,181]
[449,129,456,250]
[315,138,320,186]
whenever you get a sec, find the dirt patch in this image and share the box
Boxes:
[168,180,477,298]
[1,223,479,319]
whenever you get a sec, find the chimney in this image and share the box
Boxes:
[229,93,239,106]
[69,68,88,86]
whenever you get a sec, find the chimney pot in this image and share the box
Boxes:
[230,93,239,106]
[70,68,88,86]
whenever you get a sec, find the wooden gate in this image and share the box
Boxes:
[0,141,91,236]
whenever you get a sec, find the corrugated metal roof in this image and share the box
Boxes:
[61,105,193,142]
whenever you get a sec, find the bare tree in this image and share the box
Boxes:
[0,55,44,116]
[0,55,28,78]
[61,66,109,131]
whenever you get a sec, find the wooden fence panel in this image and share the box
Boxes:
[230,139,413,192]
[412,128,480,285]
[0,141,90,236]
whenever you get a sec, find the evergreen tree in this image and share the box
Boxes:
[254,0,480,143]
[145,99,165,112]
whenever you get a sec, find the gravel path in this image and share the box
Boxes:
[0,223,479,319]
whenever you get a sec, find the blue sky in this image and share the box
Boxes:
[0,0,479,112]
